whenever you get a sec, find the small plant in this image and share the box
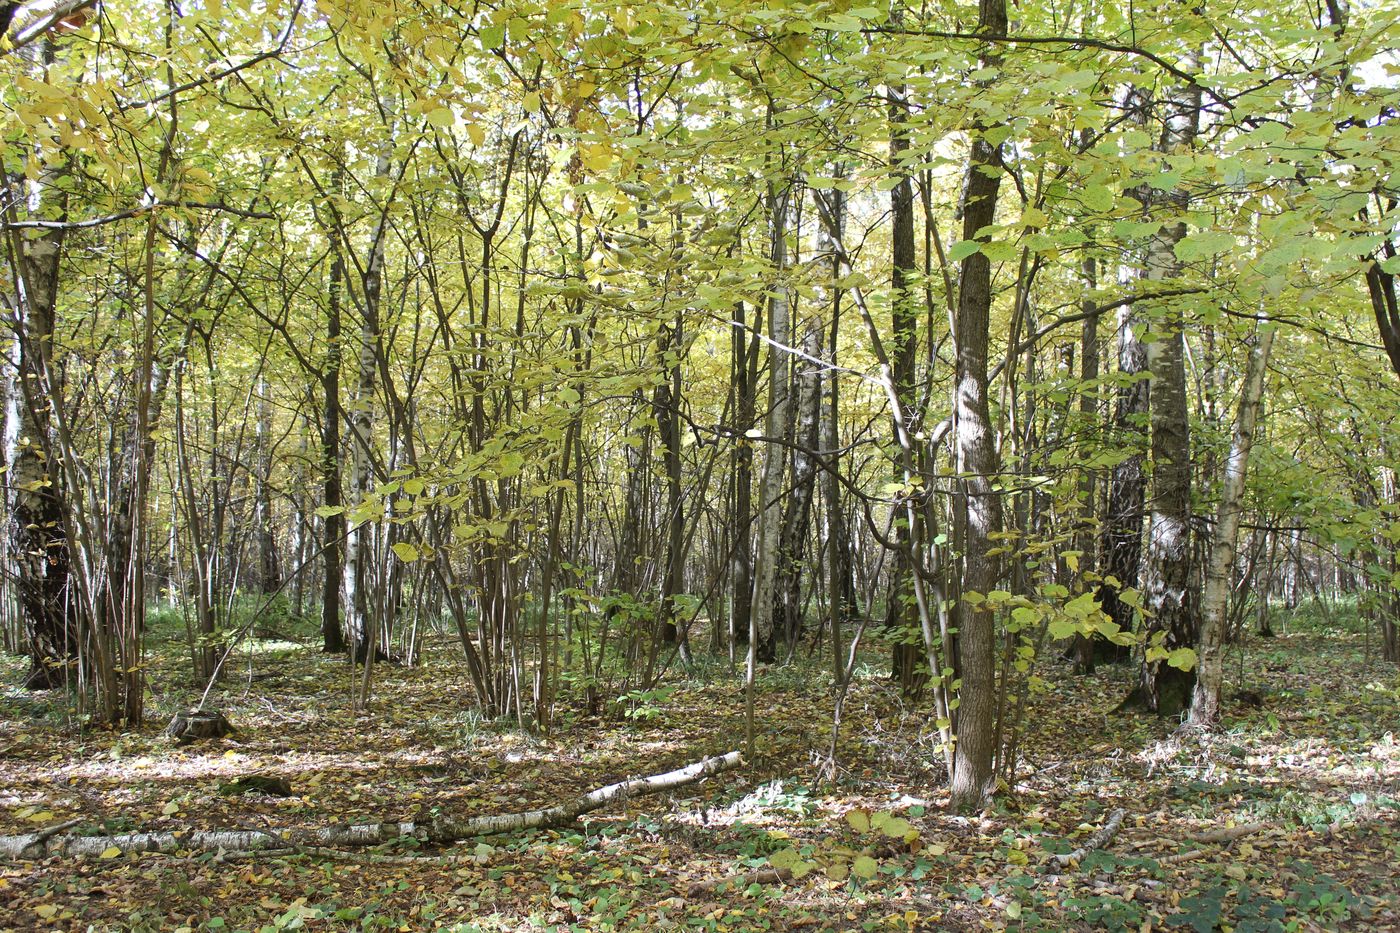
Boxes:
[614,685,674,721]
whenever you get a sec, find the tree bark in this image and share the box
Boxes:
[887,55,921,682]
[320,252,347,654]
[1190,322,1275,726]
[1132,71,1202,718]
[773,314,822,654]
[5,193,75,690]
[749,180,792,664]
[948,0,1008,815]
[728,301,760,652]
[343,166,390,662]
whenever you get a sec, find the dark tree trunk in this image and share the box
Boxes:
[948,0,1008,815]
[654,316,687,659]
[321,254,347,654]
[773,316,823,653]
[886,60,922,685]
[728,303,759,649]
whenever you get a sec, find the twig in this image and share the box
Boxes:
[16,819,83,857]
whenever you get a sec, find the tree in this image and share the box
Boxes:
[948,0,1009,814]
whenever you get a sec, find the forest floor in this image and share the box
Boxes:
[0,612,1397,932]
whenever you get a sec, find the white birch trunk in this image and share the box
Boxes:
[1189,322,1275,726]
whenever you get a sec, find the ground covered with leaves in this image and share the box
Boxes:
[1,614,1397,932]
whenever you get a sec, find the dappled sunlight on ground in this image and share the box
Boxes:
[0,626,1397,931]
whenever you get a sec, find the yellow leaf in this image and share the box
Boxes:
[99,846,122,859]
[35,904,58,919]
[523,91,540,114]
[162,802,179,816]
[579,143,612,172]
[466,123,486,146]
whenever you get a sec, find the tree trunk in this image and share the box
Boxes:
[654,314,688,661]
[1132,71,1203,717]
[343,188,389,662]
[1096,270,1150,655]
[5,204,76,690]
[749,182,792,664]
[887,59,921,682]
[1190,321,1275,725]
[1072,255,1104,673]
[948,0,1008,815]
[773,314,822,655]
[321,253,347,654]
[728,301,760,652]
[255,377,280,594]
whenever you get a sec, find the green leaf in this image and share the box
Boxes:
[479,24,504,49]
[1081,184,1114,212]
[851,855,878,880]
[1166,647,1198,671]
[947,240,981,262]
[391,542,420,563]
[768,847,801,870]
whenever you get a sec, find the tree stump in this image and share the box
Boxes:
[165,709,236,745]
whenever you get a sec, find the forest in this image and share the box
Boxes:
[1,0,1398,928]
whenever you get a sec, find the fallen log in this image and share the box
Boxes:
[1156,821,1272,865]
[0,750,743,860]
[1043,807,1126,872]
[687,866,792,898]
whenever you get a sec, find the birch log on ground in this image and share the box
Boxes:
[1043,807,1127,872]
[0,751,743,859]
